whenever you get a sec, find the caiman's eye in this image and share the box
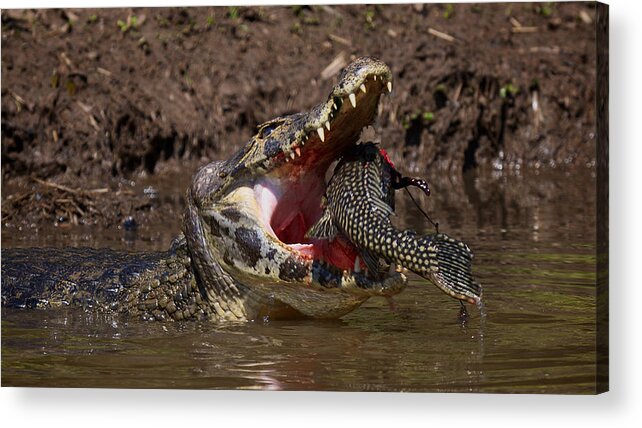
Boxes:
[258,119,285,139]
[261,124,278,138]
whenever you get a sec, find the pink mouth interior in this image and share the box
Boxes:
[250,81,385,274]
[254,169,359,272]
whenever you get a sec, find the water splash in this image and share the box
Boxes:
[476,298,487,362]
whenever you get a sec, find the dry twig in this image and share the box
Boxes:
[509,16,523,28]
[32,177,108,194]
[428,27,455,42]
[321,52,347,80]
[96,67,112,76]
[512,26,538,33]
[328,33,351,47]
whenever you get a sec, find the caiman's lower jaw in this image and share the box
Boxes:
[252,75,393,279]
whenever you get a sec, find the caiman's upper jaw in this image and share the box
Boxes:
[248,57,393,177]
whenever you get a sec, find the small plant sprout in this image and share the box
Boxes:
[443,4,455,20]
[228,7,239,20]
[364,9,376,30]
[422,111,435,122]
[500,83,519,98]
[535,2,555,17]
[117,15,139,33]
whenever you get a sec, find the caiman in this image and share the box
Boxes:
[1,57,478,322]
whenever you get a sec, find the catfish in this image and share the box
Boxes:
[307,142,481,304]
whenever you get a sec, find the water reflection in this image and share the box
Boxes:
[2,168,598,392]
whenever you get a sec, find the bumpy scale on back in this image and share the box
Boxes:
[307,142,482,304]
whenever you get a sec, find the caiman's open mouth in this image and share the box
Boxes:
[251,63,392,277]
[184,56,476,319]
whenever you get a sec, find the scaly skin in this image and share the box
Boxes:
[2,57,409,322]
[1,239,203,321]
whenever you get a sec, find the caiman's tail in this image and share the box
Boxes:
[413,233,482,304]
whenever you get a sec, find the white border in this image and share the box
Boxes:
[2,1,641,427]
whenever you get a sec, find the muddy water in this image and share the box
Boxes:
[1,168,599,393]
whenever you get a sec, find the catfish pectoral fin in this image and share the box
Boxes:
[306,210,338,240]
[359,248,382,276]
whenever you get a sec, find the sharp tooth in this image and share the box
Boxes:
[360,84,367,94]
[300,139,305,146]
[295,147,301,157]
[373,75,377,81]
[317,127,325,142]
[289,152,296,160]
[387,81,393,93]
[325,121,331,131]
[333,102,338,110]
[349,93,357,108]
[354,256,361,273]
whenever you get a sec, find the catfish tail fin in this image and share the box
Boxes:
[418,233,482,304]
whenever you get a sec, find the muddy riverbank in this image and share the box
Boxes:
[2,3,599,230]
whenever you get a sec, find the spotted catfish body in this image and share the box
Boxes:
[307,142,482,304]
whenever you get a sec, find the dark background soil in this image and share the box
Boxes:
[1,3,598,232]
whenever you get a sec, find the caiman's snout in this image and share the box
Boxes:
[332,56,393,100]
[236,57,394,179]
